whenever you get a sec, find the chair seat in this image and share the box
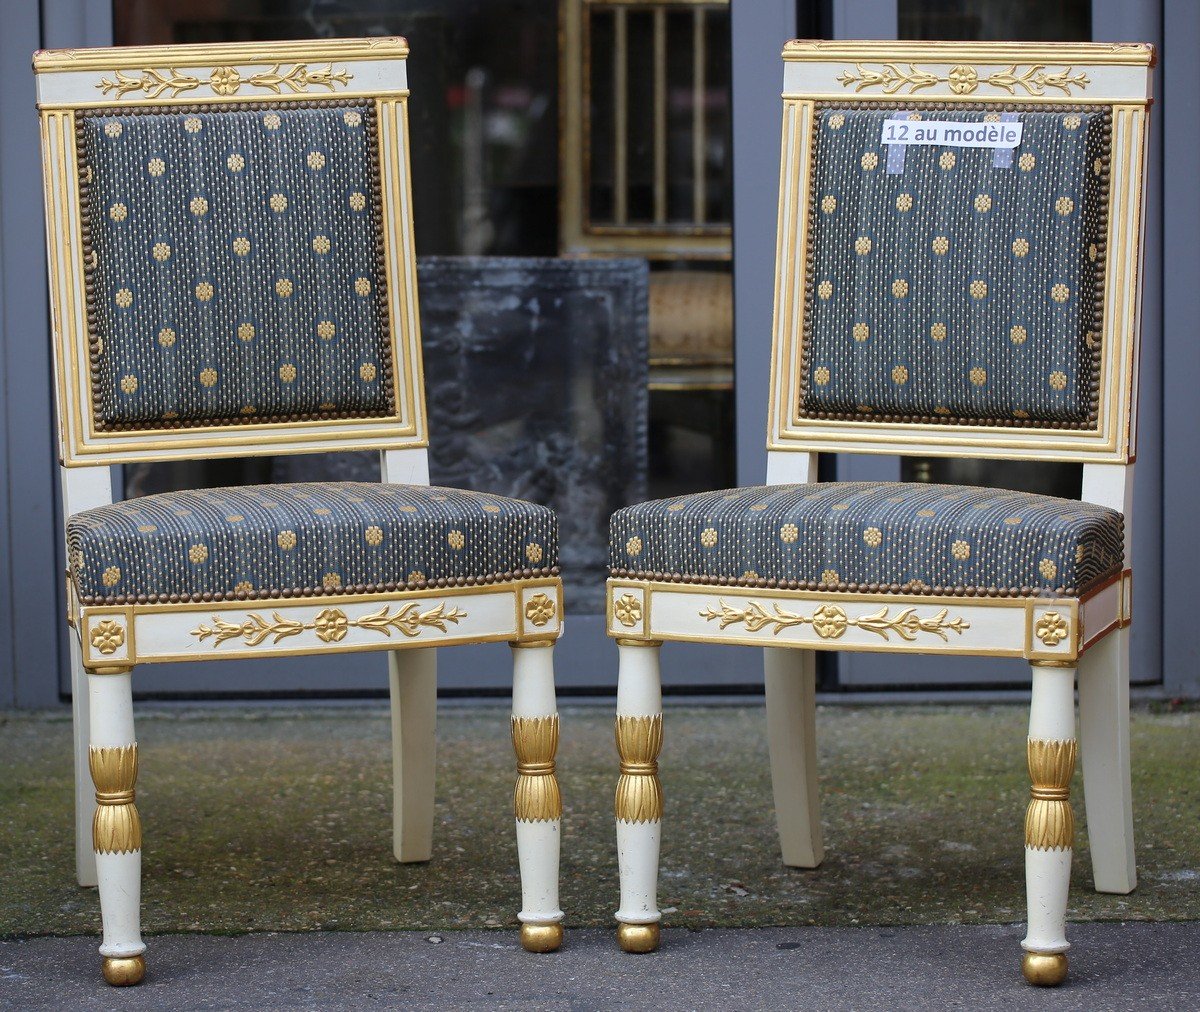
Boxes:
[68,482,558,605]
[610,482,1122,597]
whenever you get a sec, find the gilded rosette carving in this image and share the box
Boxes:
[89,744,142,854]
[615,715,663,824]
[1025,738,1077,851]
[512,716,562,823]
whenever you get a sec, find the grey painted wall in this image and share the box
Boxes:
[1,2,58,707]
[1157,0,1199,696]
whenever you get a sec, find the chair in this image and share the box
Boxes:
[34,38,565,986]
[605,39,1153,985]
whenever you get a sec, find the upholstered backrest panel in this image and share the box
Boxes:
[802,105,1109,427]
[78,101,393,429]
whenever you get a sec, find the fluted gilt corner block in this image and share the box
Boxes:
[604,39,1153,984]
[36,36,565,983]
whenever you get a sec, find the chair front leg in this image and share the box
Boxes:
[1022,660,1077,987]
[388,647,437,863]
[511,640,564,952]
[88,666,145,986]
[614,638,663,953]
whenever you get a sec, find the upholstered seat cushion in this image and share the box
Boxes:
[610,482,1122,597]
[69,483,557,605]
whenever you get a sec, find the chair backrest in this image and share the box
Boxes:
[35,38,426,468]
[768,41,1154,465]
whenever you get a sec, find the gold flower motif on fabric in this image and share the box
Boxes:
[190,602,467,647]
[95,63,354,100]
[836,62,1089,97]
[700,599,970,642]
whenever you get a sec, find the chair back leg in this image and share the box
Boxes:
[388,647,437,863]
[764,647,823,868]
[511,641,564,952]
[1078,627,1137,894]
[70,637,98,888]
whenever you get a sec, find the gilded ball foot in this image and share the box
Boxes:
[520,922,563,953]
[1022,952,1068,987]
[102,955,145,986]
[617,922,660,953]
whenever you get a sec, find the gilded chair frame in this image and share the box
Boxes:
[36,38,565,986]
[605,40,1153,983]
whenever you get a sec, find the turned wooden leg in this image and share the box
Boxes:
[388,647,437,863]
[88,667,145,986]
[1078,628,1136,894]
[511,640,564,953]
[614,639,663,954]
[764,647,823,868]
[1022,660,1077,987]
[71,636,98,887]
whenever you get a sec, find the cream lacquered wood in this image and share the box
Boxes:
[1078,627,1136,894]
[764,647,822,868]
[608,41,1152,982]
[39,39,566,982]
[388,647,437,863]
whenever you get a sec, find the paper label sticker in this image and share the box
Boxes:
[880,119,1023,149]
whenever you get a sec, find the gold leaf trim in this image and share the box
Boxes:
[699,599,970,642]
[1026,738,1076,851]
[190,603,466,648]
[89,745,141,854]
[835,62,1089,97]
[512,716,561,822]
[615,715,663,823]
[95,63,354,100]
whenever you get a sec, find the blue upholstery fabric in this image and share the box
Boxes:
[78,103,391,428]
[69,483,557,604]
[803,107,1108,426]
[610,483,1122,597]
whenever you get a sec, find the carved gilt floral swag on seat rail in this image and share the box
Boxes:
[35,37,567,985]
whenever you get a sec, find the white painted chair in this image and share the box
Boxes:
[605,40,1153,985]
[35,38,564,985]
